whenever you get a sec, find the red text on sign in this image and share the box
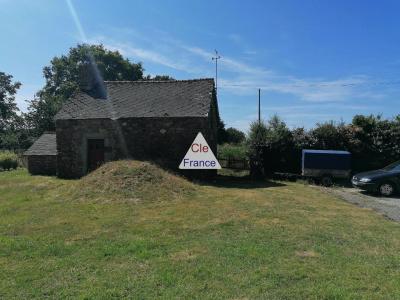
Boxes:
[191,143,209,153]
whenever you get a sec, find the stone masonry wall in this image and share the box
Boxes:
[27,155,57,175]
[56,116,216,178]
[56,119,118,178]
[118,117,215,166]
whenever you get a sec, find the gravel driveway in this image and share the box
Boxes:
[327,187,400,222]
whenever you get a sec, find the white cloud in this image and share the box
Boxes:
[218,75,374,103]
[91,37,185,71]
[88,30,385,107]
[181,45,270,76]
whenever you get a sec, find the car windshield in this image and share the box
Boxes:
[382,161,400,171]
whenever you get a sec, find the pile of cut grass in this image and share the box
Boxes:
[74,160,194,202]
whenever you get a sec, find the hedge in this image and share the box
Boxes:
[248,114,400,176]
[0,151,19,171]
[218,143,247,160]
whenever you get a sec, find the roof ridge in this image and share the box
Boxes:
[104,78,214,84]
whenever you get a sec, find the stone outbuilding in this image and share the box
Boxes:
[52,79,219,178]
[24,133,57,175]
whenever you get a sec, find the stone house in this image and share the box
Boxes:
[24,133,57,175]
[25,79,219,178]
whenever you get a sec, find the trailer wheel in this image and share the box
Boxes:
[321,175,333,187]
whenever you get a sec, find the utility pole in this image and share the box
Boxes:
[212,50,221,95]
[258,88,261,123]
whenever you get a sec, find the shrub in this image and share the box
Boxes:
[247,120,269,178]
[0,151,19,171]
[224,127,246,144]
[218,143,247,160]
[252,114,400,175]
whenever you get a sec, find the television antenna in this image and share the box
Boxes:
[212,50,221,95]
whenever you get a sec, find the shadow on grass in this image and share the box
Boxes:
[200,174,286,189]
[331,178,353,188]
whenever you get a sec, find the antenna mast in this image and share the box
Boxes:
[258,88,261,123]
[212,49,221,95]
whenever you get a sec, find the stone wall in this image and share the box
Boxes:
[27,155,57,175]
[56,118,118,178]
[118,117,216,165]
[56,115,217,178]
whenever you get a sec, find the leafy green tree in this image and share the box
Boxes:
[144,75,175,81]
[0,72,21,132]
[262,115,294,174]
[0,72,28,149]
[265,115,292,146]
[247,120,269,178]
[310,121,348,150]
[0,112,32,150]
[350,114,400,170]
[224,127,246,144]
[26,44,144,136]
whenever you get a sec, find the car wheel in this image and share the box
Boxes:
[321,175,333,187]
[379,182,395,197]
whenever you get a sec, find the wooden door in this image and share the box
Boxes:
[87,139,105,172]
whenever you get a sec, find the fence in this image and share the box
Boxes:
[218,158,249,170]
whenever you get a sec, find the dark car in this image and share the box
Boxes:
[352,161,400,196]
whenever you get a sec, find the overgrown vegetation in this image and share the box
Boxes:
[0,72,32,150]
[244,114,400,176]
[218,127,246,144]
[0,150,18,170]
[247,120,269,178]
[217,143,247,160]
[1,167,400,298]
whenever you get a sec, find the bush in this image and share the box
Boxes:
[261,115,294,175]
[0,151,19,171]
[252,114,400,175]
[247,120,269,179]
[218,143,247,160]
[224,127,246,144]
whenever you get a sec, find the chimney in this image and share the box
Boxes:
[78,63,107,99]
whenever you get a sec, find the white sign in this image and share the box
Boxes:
[179,132,221,169]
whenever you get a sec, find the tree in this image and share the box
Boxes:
[224,127,246,144]
[26,44,144,136]
[247,120,269,178]
[144,75,175,81]
[0,72,21,132]
[262,115,294,174]
[310,121,347,150]
[350,114,400,170]
[0,72,25,149]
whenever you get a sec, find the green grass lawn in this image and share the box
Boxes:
[1,164,400,299]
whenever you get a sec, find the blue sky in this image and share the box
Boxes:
[1,0,400,131]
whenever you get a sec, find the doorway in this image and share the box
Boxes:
[87,139,105,172]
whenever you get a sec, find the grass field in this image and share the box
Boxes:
[1,162,400,299]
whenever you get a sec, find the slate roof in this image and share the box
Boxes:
[24,133,57,156]
[55,79,215,120]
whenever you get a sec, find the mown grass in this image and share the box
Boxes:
[0,164,400,299]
